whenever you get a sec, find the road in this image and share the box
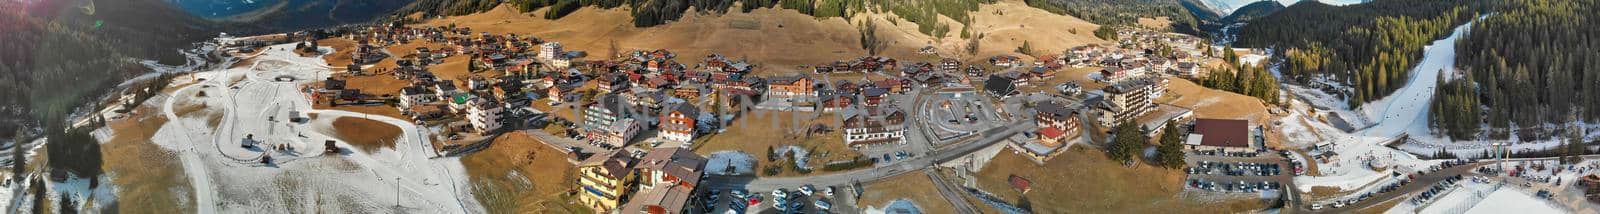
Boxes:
[1303,162,1486,213]
[703,120,1029,192]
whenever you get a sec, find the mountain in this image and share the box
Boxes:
[1220,0,1285,22]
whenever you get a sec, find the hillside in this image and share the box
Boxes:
[1220,0,1285,22]
[418,0,1106,71]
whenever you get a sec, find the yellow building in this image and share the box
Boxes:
[577,150,639,212]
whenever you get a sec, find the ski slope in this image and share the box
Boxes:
[149,43,482,213]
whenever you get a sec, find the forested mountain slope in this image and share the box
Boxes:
[1234,0,1481,107]
[1431,0,1600,140]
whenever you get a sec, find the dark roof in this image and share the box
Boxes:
[1034,101,1076,118]
[579,150,637,179]
[984,75,1017,96]
[1193,119,1250,148]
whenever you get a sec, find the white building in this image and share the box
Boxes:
[466,98,504,134]
[540,42,564,61]
[398,86,435,108]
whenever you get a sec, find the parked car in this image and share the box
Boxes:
[799,185,815,196]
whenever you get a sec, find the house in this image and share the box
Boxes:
[1034,101,1081,148]
[990,56,1022,67]
[398,86,434,108]
[548,84,579,102]
[433,80,461,98]
[577,150,638,212]
[939,58,962,73]
[818,95,854,112]
[862,88,889,107]
[1101,66,1131,82]
[1184,119,1255,153]
[965,65,985,77]
[406,104,447,121]
[841,106,908,148]
[1096,80,1156,127]
[620,148,708,214]
[602,118,641,148]
[984,75,1018,98]
[465,97,504,134]
[659,103,700,144]
[765,74,815,98]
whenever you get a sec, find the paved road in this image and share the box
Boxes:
[1303,162,1486,213]
[703,120,1029,192]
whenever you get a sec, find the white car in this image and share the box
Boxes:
[1310,203,1323,210]
[825,186,836,197]
[771,188,788,199]
[799,185,815,196]
[815,200,832,210]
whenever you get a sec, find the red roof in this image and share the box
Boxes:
[1009,175,1032,193]
[1193,119,1250,148]
[1039,127,1065,139]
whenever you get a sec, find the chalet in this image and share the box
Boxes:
[407,104,447,121]
[576,150,638,212]
[619,148,708,214]
[548,84,579,102]
[819,95,854,112]
[540,42,564,60]
[990,56,1022,67]
[1034,101,1081,148]
[433,80,461,98]
[966,65,985,78]
[659,103,701,144]
[399,86,434,108]
[984,75,1018,98]
[1101,66,1131,82]
[939,58,962,73]
[841,106,908,148]
[765,74,815,99]
[862,88,889,107]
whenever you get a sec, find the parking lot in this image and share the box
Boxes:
[706,184,855,214]
[1183,150,1298,198]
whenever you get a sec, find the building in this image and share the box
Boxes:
[841,106,907,148]
[602,118,641,148]
[540,42,564,61]
[1096,80,1156,127]
[1034,101,1081,147]
[659,103,700,144]
[765,74,814,98]
[397,85,435,109]
[465,97,504,134]
[984,75,1018,98]
[1184,119,1255,152]
[939,58,962,73]
[584,94,628,141]
[577,150,639,212]
[620,148,708,214]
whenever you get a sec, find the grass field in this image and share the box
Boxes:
[418,0,1104,75]
[461,131,590,213]
[330,117,402,153]
[1019,67,1104,94]
[1157,77,1273,124]
[856,172,956,212]
[691,110,861,177]
[102,107,195,213]
[972,146,1268,213]
[1137,17,1173,30]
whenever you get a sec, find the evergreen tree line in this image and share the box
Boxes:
[1023,0,1200,33]
[1235,0,1480,108]
[1197,50,1281,104]
[1432,0,1600,140]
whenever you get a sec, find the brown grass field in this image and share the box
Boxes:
[102,107,196,213]
[462,131,590,213]
[1157,77,1273,124]
[691,110,861,177]
[973,147,1267,213]
[856,172,956,212]
[330,117,403,152]
[319,38,358,69]
[1137,17,1174,30]
[418,0,1105,75]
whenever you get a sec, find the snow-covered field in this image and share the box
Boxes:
[142,43,482,213]
[1462,188,1564,214]
[706,151,757,175]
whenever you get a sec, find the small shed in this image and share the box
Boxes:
[1009,175,1032,194]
